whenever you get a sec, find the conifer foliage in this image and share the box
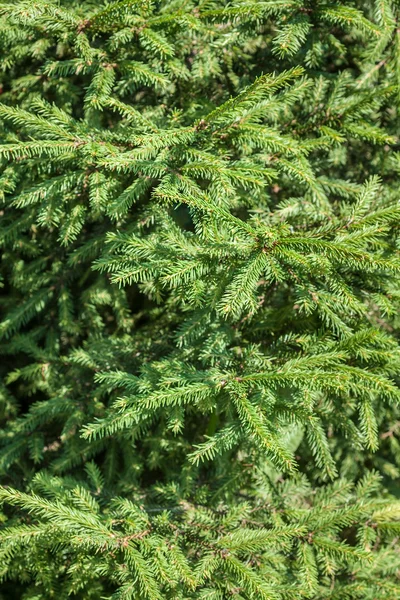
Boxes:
[0,0,400,598]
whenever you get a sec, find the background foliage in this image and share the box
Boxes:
[0,0,400,598]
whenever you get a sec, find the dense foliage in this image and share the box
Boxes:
[0,0,400,598]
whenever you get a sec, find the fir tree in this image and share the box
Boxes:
[0,0,400,598]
